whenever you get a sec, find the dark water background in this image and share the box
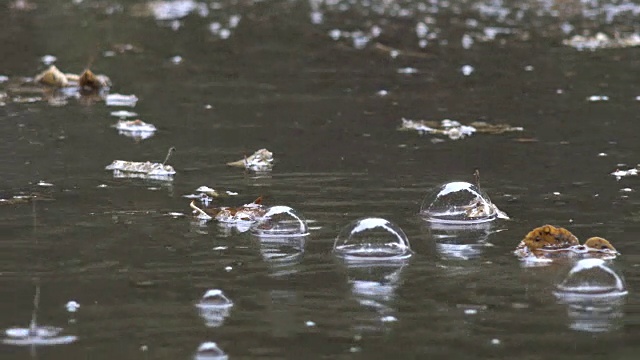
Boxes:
[1,0,639,358]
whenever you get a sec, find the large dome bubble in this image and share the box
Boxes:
[420,181,508,224]
[333,217,412,261]
[250,206,309,237]
[554,259,627,299]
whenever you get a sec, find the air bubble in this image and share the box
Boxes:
[194,342,228,360]
[333,218,412,261]
[554,259,627,299]
[554,259,627,332]
[250,206,309,237]
[420,182,507,224]
[195,290,233,328]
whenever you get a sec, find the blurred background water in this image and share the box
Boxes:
[0,0,639,358]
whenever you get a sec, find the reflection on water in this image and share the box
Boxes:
[257,235,305,277]
[422,221,494,260]
[344,262,406,334]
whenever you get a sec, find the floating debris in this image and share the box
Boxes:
[189,196,265,224]
[106,147,176,181]
[611,168,638,180]
[106,93,138,107]
[113,119,157,141]
[461,65,474,76]
[564,32,640,51]
[226,148,273,172]
[400,118,523,140]
[514,225,620,263]
[34,65,111,91]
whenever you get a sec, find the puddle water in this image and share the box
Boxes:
[1,0,640,359]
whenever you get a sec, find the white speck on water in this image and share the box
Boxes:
[41,55,57,65]
[461,65,474,76]
[106,94,138,107]
[416,22,428,38]
[228,15,241,28]
[620,188,633,192]
[376,90,388,96]
[461,34,474,49]
[224,266,232,272]
[553,192,561,196]
[219,29,231,39]
[524,65,534,71]
[329,29,341,40]
[587,95,609,102]
[310,11,323,24]
[140,345,148,351]
[170,55,183,64]
[103,50,116,57]
[635,96,640,101]
[380,316,397,322]
[560,22,574,34]
[65,301,80,313]
[110,110,138,118]
[97,184,108,188]
[464,309,478,315]
[213,246,227,251]
[209,22,221,33]
[598,152,607,157]
[37,181,54,187]
[397,67,418,74]
[491,339,501,345]
[418,39,428,48]
[0,75,8,83]
[350,346,361,353]
[167,212,185,218]
[305,321,316,327]
[370,25,382,38]
[204,104,212,109]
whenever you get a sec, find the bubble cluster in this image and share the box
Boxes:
[420,181,507,224]
[250,206,309,237]
[333,218,412,261]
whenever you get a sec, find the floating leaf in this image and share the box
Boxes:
[227,148,273,171]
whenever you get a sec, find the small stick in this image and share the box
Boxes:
[190,201,212,220]
[162,147,176,166]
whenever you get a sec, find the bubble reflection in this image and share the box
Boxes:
[346,263,405,334]
[422,221,493,260]
[258,235,305,277]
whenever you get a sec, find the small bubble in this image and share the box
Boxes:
[491,338,501,345]
[170,55,183,64]
[65,301,80,313]
[464,309,477,315]
[461,34,473,49]
[333,217,412,261]
[194,342,228,360]
[380,316,397,322]
[196,290,233,328]
[224,266,232,272]
[461,65,474,76]
[41,55,57,65]
[305,321,316,327]
[524,65,534,71]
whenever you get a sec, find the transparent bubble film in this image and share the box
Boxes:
[250,206,309,237]
[334,217,412,261]
[554,259,628,300]
[420,181,508,224]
